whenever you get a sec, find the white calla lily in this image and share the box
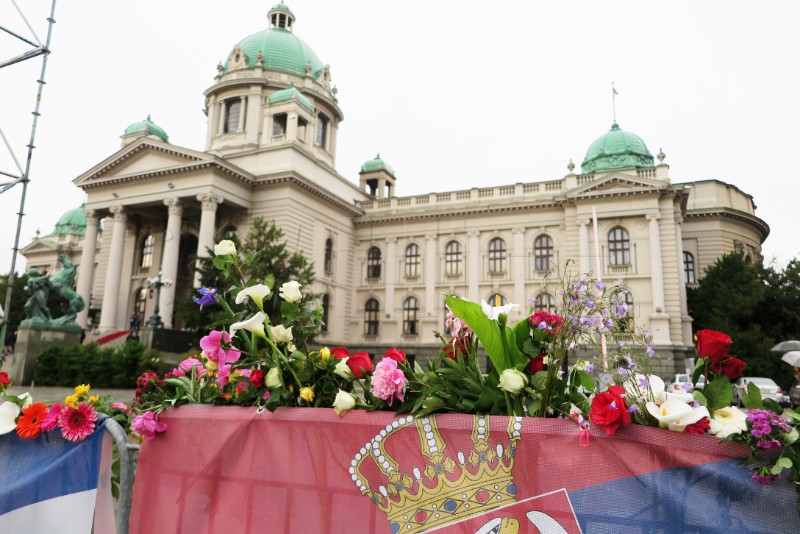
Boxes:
[480,299,520,320]
[0,402,21,435]
[627,374,665,401]
[646,397,694,424]
[665,390,695,404]
[668,405,710,432]
[235,284,272,310]
[230,311,267,339]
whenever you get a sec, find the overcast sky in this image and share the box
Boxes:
[1,0,798,274]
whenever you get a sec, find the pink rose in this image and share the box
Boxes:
[370,358,407,406]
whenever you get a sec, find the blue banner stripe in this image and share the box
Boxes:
[0,421,106,516]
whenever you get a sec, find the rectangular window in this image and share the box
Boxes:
[224,99,242,133]
[315,114,329,148]
[272,113,287,136]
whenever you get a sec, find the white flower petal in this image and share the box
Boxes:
[235,284,271,306]
[230,311,267,338]
[0,402,21,435]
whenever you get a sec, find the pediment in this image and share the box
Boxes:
[73,139,211,187]
[567,174,668,198]
[20,238,62,255]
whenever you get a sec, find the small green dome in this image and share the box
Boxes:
[53,205,86,236]
[581,122,654,174]
[124,115,169,142]
[360,154,395,177]
[268,83,313,110]
[224,24,323,78]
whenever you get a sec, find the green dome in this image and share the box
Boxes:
[124,115,168,142]
[360,154,395,177]
[268,83,313,110]
[53,205,86,236]
[581,122,654,174]
[224,27,324,78]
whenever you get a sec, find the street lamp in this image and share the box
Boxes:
[145,271,173,328]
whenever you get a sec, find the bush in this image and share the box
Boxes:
[34,341,160,388]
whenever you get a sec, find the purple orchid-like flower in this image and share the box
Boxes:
[194,287,218,310]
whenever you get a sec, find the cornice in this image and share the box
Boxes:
[684,208,770,241]
[79,161,255,190]
[354,200,563,226]
[255,175,363,217]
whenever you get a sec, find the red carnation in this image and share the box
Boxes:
[384,347,406,364]
[347,352,373,378]
[711,356,746,380]
[249,369,265,389]
[696,329,732,363]
[589,385,631,436]
[684,416,711,435]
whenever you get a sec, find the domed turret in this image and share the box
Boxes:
[122,115,169,147]
[359,154,396,198]
[52,205,87,236]
[360,153,396,178]
[581,122,654,174]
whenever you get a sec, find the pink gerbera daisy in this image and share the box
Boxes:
[41,402,63,432]
[58,403,97,442]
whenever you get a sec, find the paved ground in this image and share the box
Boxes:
[5,385,136,404]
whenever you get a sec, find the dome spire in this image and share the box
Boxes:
[268,2,295,31]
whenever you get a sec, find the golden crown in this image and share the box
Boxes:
[349,415,523,533]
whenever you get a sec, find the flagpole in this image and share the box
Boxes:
[592,206,608,371]
[612,82,616,123]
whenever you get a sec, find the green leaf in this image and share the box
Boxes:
[763,398,783,414]
[212,256,229,270]
[692,390,708,406]
[702,376,733,412]
[514,319,532,353]
[280,301,300,321]
[445,295,527,372]
[742,382,764,409]
[692,362,705,386]
[771,456,793,475]
[574,370,595,391]
[264,274,275,289]
[784,427,799,446]
[784,408,800,421]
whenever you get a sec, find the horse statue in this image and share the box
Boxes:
[21,253,85,327]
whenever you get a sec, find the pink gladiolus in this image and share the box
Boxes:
[199,330,241,364]
[132,411,167,440]
[370,358,407,406]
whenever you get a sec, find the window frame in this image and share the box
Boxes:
[224,99,242,134]
[608,227,631,266]
[364,298,380,336]
[683,251,696,284]
[324,238,334,274]
[445,240,462,276]
[139,234,154,269]
[367,246,382,280]
[404,243,421,278]
[488,237,507,274]
[321,294,330,333]
[402,296,419,336]
[533,234,554,271]
[315,113,329,148]
[534,292,555,312]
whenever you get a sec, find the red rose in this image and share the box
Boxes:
[347,352,373,378]
[384,347,406,364]
[443,338,470,361]
[589,385,631,436]
[696,329,732,363]
[711,356,746,380]
[249,369,265,388]
[684,416,711,435]
[0,371,10,387]
[331,347,351,360]
[528,353,547,374]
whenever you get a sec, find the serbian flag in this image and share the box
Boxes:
[0,421,114,533]
[130,407,800,533]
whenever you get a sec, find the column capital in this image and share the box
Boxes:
[425,234,437,242]
[645,213,661,222]
[109,205,127,222]
[385,237,397,244]
[197,192,223,211]
[164,197,183,216]
[467,231,480,239]
[83,208,98,225]
[576,217,591,226]
[512,227,526,235]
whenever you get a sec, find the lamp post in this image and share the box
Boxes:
[146,271,173,328]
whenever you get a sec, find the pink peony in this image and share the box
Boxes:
[132,411,167,440]
[58,403,98,442]
[41,402,63,432]
[370,358,407,406]
[199,330,241,364]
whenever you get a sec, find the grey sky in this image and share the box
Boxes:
[1,0,798,274]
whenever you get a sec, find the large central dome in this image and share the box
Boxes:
[223,2,324,79]
[581,122,654,174]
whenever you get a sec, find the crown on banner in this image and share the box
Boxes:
[349,415,523,533]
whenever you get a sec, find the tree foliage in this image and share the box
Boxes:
[177,218,317,333]
[687,253,800,389]
[0,273,29,330]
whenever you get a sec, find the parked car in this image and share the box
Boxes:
[669,374,705,392]
[789,380,800,408]
[733,377,784,406]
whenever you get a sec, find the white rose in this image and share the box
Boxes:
[498,368,527,395]
[334,357,355,380]
[265,367,282,389]
[213,239,236,256]
[332,389,357,417]
[279,281,303,303]
[271,324,293,344]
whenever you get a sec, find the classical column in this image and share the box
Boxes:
[76,209,99,329]
[159,198,182,329]
[195,192,223,287]
[246,89,261,144]
[512,228,526,308]
[425,235,437,316]
[674,217,693,345]
[467,231,480,302]
[577,218,591,275]
[99,206,127,331]
[205,94,217,150]
[647,213,670,344]
[385,237,397,318]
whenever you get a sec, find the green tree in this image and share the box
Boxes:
[687,252,800,389]
[0,273,29,330]
[177,218,317,334]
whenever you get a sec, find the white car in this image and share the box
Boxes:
[669,374,705,392]
[733,377,783,406]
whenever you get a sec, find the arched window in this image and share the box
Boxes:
[683,251,696,284]
[367,247,382,280]
[224,99,242,133]
[133,287,148,319]
[321,294,330,332]
[316,113,329,148]
[534,234,554,271]
[364,298,380,336]
[488,237,507,274]
[445,240,462,276]
[404,243,420,278]
[324,238,333,274]
[611,289,635,332]
[222,225,237,239]
[487,293,506,306]
[140,234,154,268]
[535,292,555,312]
[608,227,630,266]
[403,297,419,335]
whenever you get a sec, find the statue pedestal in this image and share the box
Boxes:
[8,324,81,385]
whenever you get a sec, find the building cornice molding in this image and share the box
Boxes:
[354,200,563,226]
[254,175,363,217]
[684,208,770,241]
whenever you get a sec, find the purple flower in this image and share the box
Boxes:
[586,363,594,372]
[595,281,605,290]
[756,439,782,450]
[682,383,692,393]
[528,296,538,306]
[619,368,629,377]
[752,472,777,485]
[638,377,650,389]
[646,345,656,358]
[628,405,638,414]
[193,287,218,310]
